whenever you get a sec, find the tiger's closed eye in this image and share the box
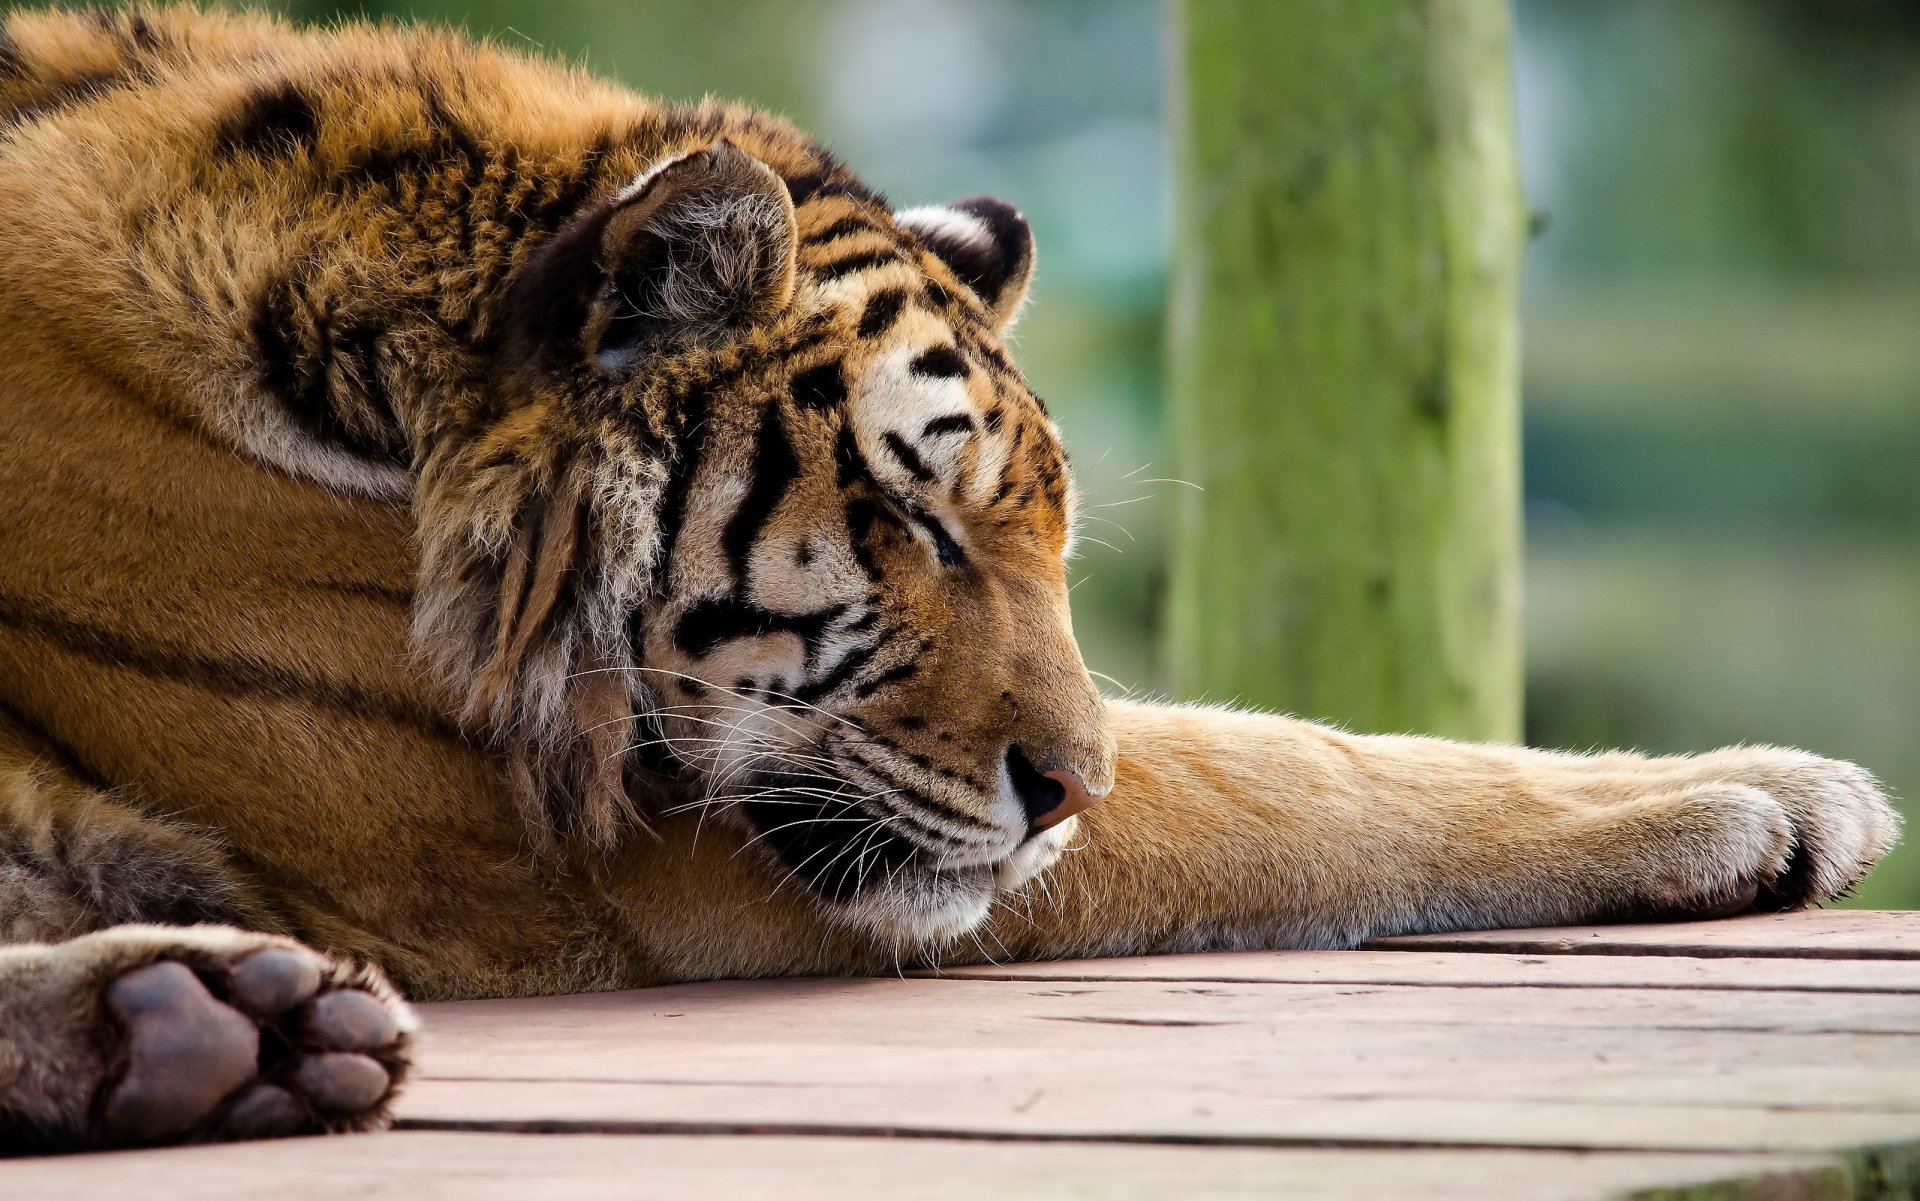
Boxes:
[914,513,966,569]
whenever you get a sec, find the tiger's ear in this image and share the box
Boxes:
[895,197,1035,333]
[507,141,799,370]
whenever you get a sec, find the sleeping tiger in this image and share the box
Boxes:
[0,5,1899,1153]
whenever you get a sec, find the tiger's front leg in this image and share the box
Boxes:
[990,701,1901,958]
[0,730,416,1152]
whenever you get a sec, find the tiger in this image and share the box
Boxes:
[0,4,1899,1154]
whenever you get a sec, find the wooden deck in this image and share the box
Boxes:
[13,910,1920,1199]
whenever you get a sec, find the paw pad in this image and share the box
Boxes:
[104,962,259,1143]
[98,946,407,1146]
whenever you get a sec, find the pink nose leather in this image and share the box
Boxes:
[1032,770,1103,830]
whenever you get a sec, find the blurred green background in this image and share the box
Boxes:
[37,0,1920,903]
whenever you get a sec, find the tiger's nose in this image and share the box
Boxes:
[1006,745,1106,830]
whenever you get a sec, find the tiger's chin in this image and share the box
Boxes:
[834,819,1078,947]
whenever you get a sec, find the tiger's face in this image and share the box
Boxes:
[458,140,1115,944]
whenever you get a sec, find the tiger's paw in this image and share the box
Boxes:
[1728,752,1904,910]
[3,925,413,1151]
[1627,753,1901,918]
[103,946,411,1145]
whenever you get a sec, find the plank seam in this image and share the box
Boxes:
[391,1116,1897,1158]
[1360,943,1920,961]
[405,1079,1920,1117]
[909,974,1920,995]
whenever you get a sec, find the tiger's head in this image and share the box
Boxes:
[417,137,1114,945]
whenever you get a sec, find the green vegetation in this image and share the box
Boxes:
[1164,0,1524,741]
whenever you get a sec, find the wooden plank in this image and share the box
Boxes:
[0,1130,1854,1201]
[424,976,1920,1038]
[1365,910,1920,960]
[16,920,1920,1198]
[389,977,1920,1153]
[918,949,1920,993]
[400,1080,1920,1155]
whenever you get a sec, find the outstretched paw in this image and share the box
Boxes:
[1736,753,1904,910]
[1632,751,1903,920]
[97,938,411,1146]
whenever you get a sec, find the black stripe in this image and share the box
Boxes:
[249,277,407,467]
[648,381,715,591]
[854,779,984,848]
[0,695,115,793]
[782,153,886,208]
[837,742,999,832]
[305,578,415,606]
[991,425,1025,503]
[419,81,484,172]
[0,69,123,132]
[739,791,918,904]
[723,407,800,585]
[672,596,846,659]
[882,432,935,483]
[816,178,882,202]
[978,343,1018,378]
[814,250,898,281]
[790,361,847,412]
[215,81,319,161]
[0,28,22,80]
[796,637,882,703]
[783,171,827,205]
[922,413,974,437]
[842,498,888,581]
[340,137,448,198]
[910,346,969,379]
[540,489,594,639]
[856,288,907,340]
[802,216,875,246]
[854,659,918,700]
[123,13,160,52]
[250,274,322,427]
[336,325,409,462]
[334,77,492,200]
[835,425,869,490]
[0,593,466,743]
[529,145,614,231]
[781,325,835,360]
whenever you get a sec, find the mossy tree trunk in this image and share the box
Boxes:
[1165,0,1525,741]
